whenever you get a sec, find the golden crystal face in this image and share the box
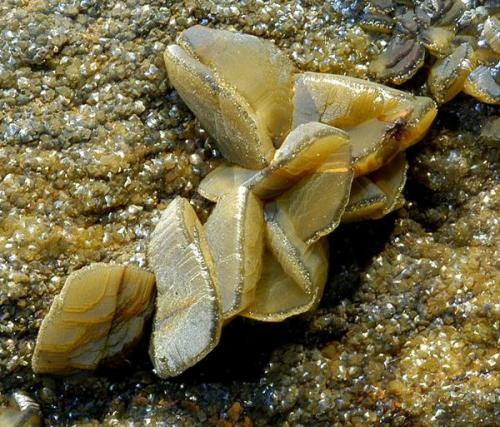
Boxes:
[32,263,155,374]
[271,146,353,245]
[343,153,408,222]
[164,45,274,170]
[163,24,303,169]
[178,25,296,146]
[198,164,256,202]
[147,197,223,378]
[245,122,351,200]
[292,73,437,176]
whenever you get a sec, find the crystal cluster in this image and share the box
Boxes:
[1,1,497,425]
[364,0,499,104]
[146,26,437,377]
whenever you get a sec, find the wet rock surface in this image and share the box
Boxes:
[0,1,498,426]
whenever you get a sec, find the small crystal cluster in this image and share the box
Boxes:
[362,0,499,104]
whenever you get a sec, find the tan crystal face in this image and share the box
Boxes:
[292,73,437,176]
[178,25,296,146]
[198,164,257,202]
[241,240,328,322]
[164,45,275,169]
[32,263,155,374]
[343,153,408,223]
[147,197,222,378]
[245,122,351,200]
[270,136,353,245]
[205,187,264,319]
[264,203,331,295]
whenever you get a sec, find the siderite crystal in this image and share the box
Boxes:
[32,264,155,374]
[147,197,223,378]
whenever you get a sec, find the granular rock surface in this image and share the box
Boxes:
[0,1,498,426]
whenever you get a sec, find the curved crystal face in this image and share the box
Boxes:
[178,25,296,147]
[463,65,500,105]
[428,43,475,104]
[32,263,155,374]
[241,240,328,322]
[343,153,408,222]
[198,164,257,202]
[369,38,425,85]
[205,187,264,319]
[199,122,352,204]
[245,122,351,200]
[164,24,300,169]
[148,197,222,378]
[292,73,437,176]
[482,16,500,55]
[164,44,275,169]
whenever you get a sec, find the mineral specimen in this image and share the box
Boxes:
[32,263,155,374]
[30,24,437,379]
[1,1,496,425]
